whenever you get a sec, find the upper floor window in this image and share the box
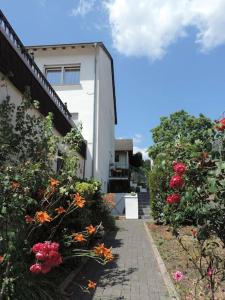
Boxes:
[45,65,80,85]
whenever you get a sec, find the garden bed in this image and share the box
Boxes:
[148,222,225,300]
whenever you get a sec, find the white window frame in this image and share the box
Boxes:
[45,64,81,86]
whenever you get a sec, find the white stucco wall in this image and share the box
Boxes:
[30,45,116,192]
[95,47,115,192]
[0,73,62,137]
[32,47,95,179]
[0,73,85,178]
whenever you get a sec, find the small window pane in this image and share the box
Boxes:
[46,69,61,85]
[115,154,119,162]
[64,68,80,85]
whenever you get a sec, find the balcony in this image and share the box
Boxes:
[109,163,130,179]
[0,10,71,124]
[115,162,129,169]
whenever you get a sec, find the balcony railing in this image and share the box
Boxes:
[114,162,129,169]
[0,10,72,123]
[109,167,130,179]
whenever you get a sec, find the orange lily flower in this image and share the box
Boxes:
[94,243,113,261]
[49,178,59,188]
[73,233,86,242]
[35,211,52,224]
[73,193,86,208]
[0,256,4,263]
[25,215,35,224]
[11,181,20,190]
[55,207,66,215]
[87,280,96,289]
[93,243,105,256]
[86,225,96,235]
[103,248,114,261]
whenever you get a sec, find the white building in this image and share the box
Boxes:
[109,139,133,192]
[0,11,86,178]
[27,42,117,192]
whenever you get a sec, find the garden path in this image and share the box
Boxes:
[69,220,169,300]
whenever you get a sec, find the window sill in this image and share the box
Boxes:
[53,84,82,91]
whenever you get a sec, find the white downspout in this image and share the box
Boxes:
[92,43,98,178]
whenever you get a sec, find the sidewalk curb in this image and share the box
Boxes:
[144,222,180,300]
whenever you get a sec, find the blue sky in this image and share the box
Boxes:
[2,0,225,158]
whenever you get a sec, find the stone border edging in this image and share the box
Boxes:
[59,257,89,298]
[144,222,180,300]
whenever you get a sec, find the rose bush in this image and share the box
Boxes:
[149,111,225,299]
[148,110,214,224]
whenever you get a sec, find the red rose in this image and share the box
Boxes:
[167,193,181,205]
[41,263,52,274]
[32,243,44,253]
[173,162,187,175]
[30,241,62,274]
[170,175,184,189]
[35,252,46,261]
[215,118,225,131]
[30,263,42,274]
[49,242,59,251]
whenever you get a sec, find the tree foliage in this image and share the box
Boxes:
[149,110,213,160]
[130,152,143,168]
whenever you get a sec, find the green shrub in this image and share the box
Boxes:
[74,182,96,198]
[148,111,214,224]
[0,90,114,299]
[149,155,171,220]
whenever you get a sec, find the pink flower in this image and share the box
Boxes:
[32,243,44,253]
[167,194,181,205]
[30,241,63,274]
[173,271,184,282]
[35,252,46,261]
[47,250,63,266]
[207,268,213,277]
[30,263,42,274]
[173,162,187,175]
[170,175,184,189]
[41,263,52,274]
[49,242,59,251]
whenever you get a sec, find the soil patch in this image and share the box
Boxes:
[148,223,225,300]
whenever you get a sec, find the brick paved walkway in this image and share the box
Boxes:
[70,220,169,300]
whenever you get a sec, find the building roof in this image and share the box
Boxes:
[26,42,117,125]
[115,139,133,152]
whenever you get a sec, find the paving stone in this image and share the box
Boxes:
[70,220,169,300]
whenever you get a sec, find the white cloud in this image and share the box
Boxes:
[132,133,148,160]
[105,0,225,60]
[133,146,148,160]
[133,133,143,144]
[133,133,143,145]
[71,0,96,17]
